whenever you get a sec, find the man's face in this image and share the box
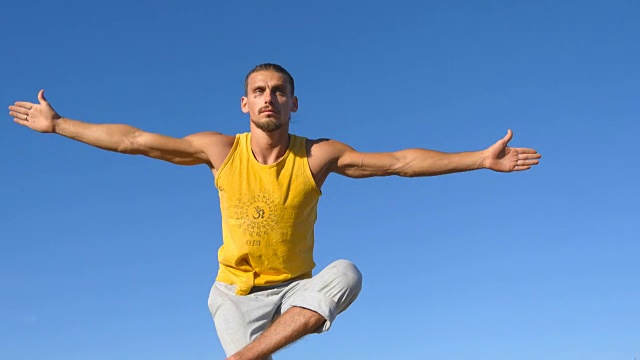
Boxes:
[242,70,298,133]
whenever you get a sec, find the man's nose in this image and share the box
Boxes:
[263,90,273,104]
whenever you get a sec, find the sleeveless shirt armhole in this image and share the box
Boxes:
[214,133,242,188]
[301,137,322,196]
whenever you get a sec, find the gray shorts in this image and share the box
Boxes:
[208,259,363,357]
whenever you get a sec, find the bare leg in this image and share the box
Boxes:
[227,306,325,360]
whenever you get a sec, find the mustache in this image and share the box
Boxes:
[259,106,280,114]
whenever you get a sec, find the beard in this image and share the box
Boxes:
[252,117,284,133]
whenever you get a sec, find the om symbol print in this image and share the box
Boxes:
[234,193,280,238]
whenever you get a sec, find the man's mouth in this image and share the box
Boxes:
[259,107,279,114]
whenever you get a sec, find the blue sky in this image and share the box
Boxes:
[1,0,639,359]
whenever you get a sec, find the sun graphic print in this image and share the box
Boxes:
[233,192,281,238]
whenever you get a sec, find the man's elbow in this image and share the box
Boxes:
[389,151,417,177]
[118,130,143,154]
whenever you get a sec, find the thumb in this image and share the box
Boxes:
[38,89,48,104]
[500,129,513,146]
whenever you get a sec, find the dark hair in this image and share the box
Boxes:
[244,63,295,96]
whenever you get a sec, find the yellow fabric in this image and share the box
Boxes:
[214,133,321,295]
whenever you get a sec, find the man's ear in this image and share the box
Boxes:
[291,96,298,113]
[241,96,249,113]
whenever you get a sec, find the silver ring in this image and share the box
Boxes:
[25,114,29,120]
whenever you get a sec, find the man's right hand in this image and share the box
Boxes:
[8,90,60,133]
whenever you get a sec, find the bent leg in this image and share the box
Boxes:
[227,306,325,360]
[208,282,280,359]
[282,259,363,332]
[223,260,363,360]
[229,260,363,359]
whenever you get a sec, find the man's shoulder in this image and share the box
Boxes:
[297,134,334,146]
[187,131,236,140]
[303,136,354,162]
[183,132,237,168]
[304,136,350,149]
[301,136,357,184]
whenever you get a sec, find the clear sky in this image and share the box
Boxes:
[1,1,639,359]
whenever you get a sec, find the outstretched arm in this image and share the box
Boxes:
[8,90,231,167]
[310,130,540,181]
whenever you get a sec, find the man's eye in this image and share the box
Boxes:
[254,89,264,94]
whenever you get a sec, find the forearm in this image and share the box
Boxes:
[332,130,539,179]
[393,148,487,177]
[53,117,141,154]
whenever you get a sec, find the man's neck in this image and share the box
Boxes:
[249,126,290,165]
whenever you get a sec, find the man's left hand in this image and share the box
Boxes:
[483,129,541,172]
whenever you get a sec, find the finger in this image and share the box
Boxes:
[38,89,48,104]
[14,118,29,127]
[14,101,34,109]
[513,165,531,171]
[8,106,27,114]
[9,110,29,119]
[517,159,539,166]
[517,153,542,160]
[9,105,29,113]
[512,148,539,154]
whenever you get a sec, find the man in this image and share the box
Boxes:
[8,63,541,360]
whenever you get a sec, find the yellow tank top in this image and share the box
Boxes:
[214,133,321,295]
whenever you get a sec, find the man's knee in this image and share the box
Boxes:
[328,259,363,293]
[327,260,362,304]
